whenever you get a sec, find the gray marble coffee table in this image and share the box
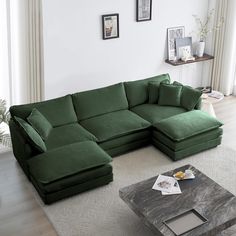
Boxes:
[119,164,236,236]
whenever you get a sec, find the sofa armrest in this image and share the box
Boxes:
[9,119,38,177]
[195,97,202,110]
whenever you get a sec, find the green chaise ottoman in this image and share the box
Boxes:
[27,141,113,204]
[152,110,223,161]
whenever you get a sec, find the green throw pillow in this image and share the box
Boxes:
[148,79,170,104]
[173,81,202,110]
[158,83,182,107]
[14,116,46,153]
[172,81,182,86]
[27,108,52,140]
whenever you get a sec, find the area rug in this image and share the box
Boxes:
[33,145,236,236]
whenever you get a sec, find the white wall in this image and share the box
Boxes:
[42,0,211,99]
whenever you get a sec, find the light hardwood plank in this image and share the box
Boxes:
[0,152,57,236]
[214,96,236,151]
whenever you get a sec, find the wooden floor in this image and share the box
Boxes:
[0,151,57,236]
[214,96,236,151]
[0,96,236,236]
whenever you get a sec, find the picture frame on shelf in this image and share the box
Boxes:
[136,0,152,22]
[167,26,185,61]
[175,37,193,60]
[102,13,119,40]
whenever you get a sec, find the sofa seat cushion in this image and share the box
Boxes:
[80,110,151,142]
[154,110,223,142]
[153,137,222,161]
[99,130,151,151]
[32,164,112,194]
[45,123,97,150]
[131,104,187,124]
[28,141,112,184]
[153,128,223,151]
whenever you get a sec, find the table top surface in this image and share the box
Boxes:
[119,164,236,236]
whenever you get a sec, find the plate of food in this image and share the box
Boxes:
[174,169,195,180]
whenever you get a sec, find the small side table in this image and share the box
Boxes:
[201,91,224,117]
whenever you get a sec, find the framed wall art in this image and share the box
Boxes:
[167,26,185,60]
[136,0,152,22]
[102,14,119,40]
[175,37,193,59]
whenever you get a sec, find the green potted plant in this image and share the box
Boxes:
[0,99,11,147]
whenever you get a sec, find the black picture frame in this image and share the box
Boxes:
[102,13,119,40]
[136,0,152,22]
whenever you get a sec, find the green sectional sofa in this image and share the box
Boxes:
[9,73,223,204]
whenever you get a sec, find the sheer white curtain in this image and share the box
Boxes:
[211,0,227,92]
[0,0,11,107]
[0,0,43,150]
[211,0,236,95]
[27,0,44,102]
[10,0,44,105]
[233,64,236,96]
[0,0,11,148]
[233,73,236,96]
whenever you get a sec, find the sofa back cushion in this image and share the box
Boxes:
[124,74,170,108]
[148,79,170,104]
[10,95,77,127]
[72,83,128,121]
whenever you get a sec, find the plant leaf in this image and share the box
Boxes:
[2,134,12,147]
[0,99,6,113]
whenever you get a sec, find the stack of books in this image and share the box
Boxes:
[208,91,223,99]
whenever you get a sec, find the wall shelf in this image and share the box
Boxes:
[165,54,214,66]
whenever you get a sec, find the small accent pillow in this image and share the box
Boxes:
[158,83,182,107]
[27,108,52,140]
[173,81,202,111]
[14,116,47,153]
[148,79,170,104]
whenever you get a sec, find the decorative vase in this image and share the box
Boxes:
[196,41,205,57]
